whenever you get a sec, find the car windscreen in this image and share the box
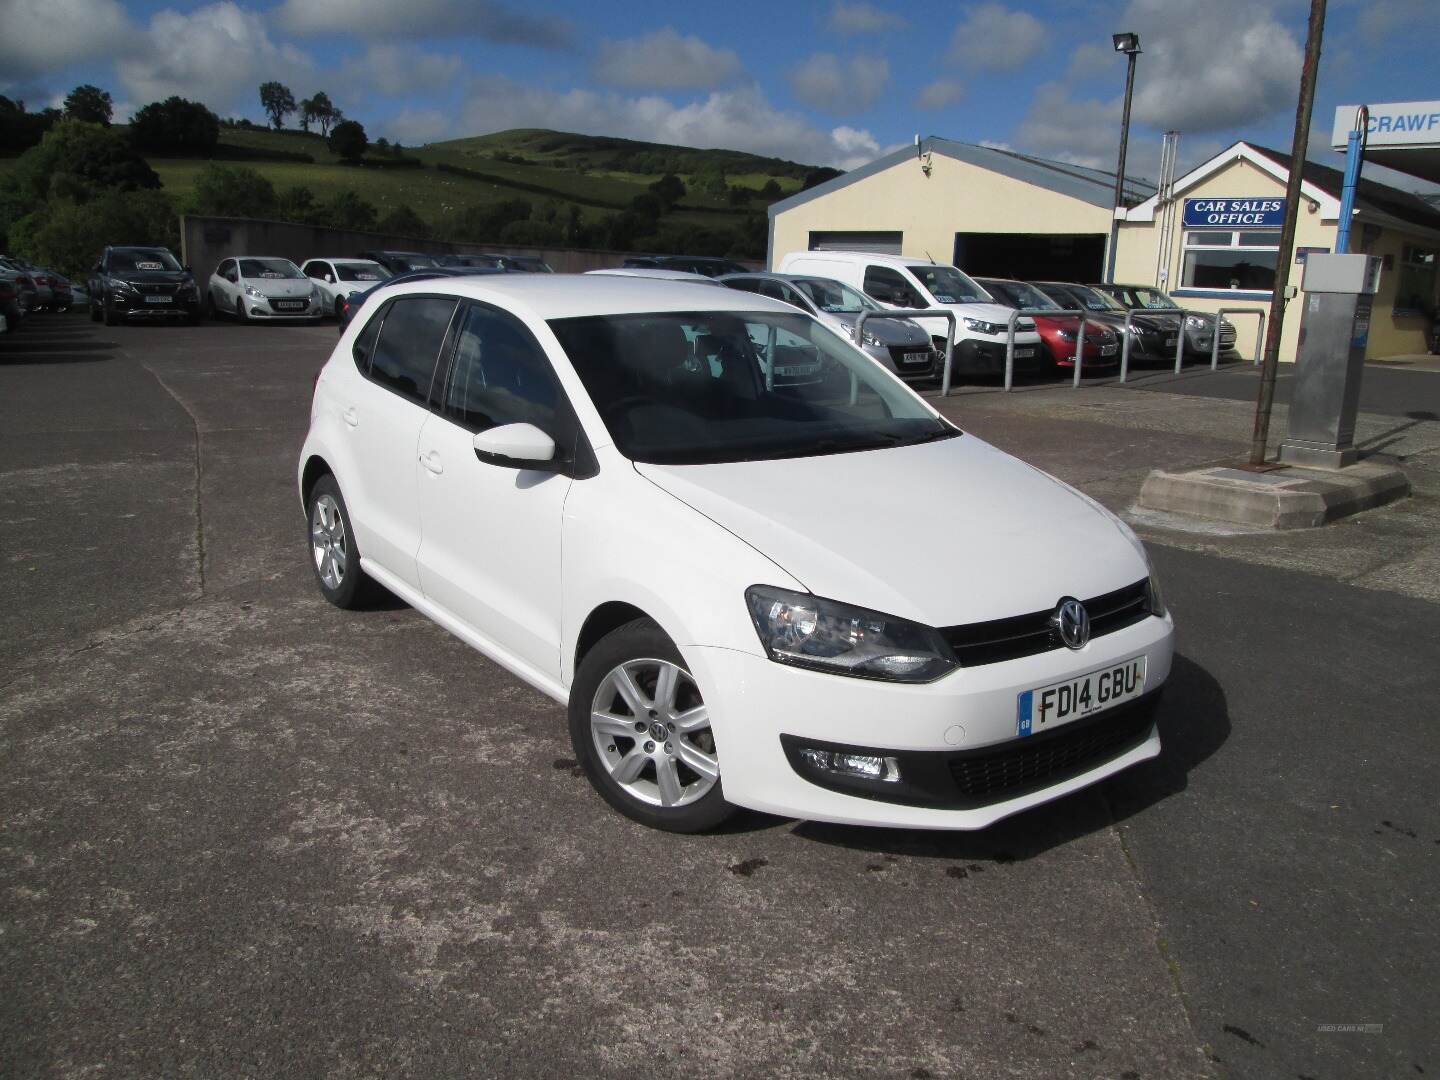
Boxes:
[789,277,877,314]
[1063,284,1126,312]
[113,250,182,272]
[980,280,1061,311]
[505,257,553,273]
[335,262,389,282]
[548,310,956,466]
[1130,287,1178,309]
[239,258,302,279]
[398,254,439,269]
[905,265,987,304]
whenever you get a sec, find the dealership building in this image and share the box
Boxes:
[768,106,1440,362]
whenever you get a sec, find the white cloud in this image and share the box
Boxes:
[1065,42,1115,82]
[1123,0,1304,132]
[1356,0,1428,44]
[1012,82,1122,170]
[788,53,889,113]
[592,28,742,91]
[827,2,906,34]
[384,108,453,146]
[340,44,461,99]
[0,0,135,81]
[948,4,1045,72]
[439,76,885,169]
[916,79,965,110]
[115,3,314,114]
[275,0,572,48]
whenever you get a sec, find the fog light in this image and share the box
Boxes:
[797,748,902,782]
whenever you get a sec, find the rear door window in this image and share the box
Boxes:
[367,296,458,406]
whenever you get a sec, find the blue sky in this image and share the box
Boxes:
[2,0,1435,189]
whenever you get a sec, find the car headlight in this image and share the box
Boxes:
[112,279,137,293]
[310,285,321,301]
[1056,327,1076,341]
[1144,555,1166,617]
[1184,314,1207,329]
[745,585,956,683]
[244,285,265,299]
[962,317,1003,335]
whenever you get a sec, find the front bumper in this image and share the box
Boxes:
[108,294,201,318]
[244,296,320,320]
[952,337,1044,375]
[686,610,1174,829]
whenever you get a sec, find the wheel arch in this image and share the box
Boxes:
[300,454,333,512]
[574,601,655,674]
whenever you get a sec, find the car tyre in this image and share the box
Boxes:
[568,619,734,833]
[102,297,118,326]
[306,474,381,610]
[235,297,248,324]
[89,298,101,323]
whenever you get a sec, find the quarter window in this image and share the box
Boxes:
[443,305,562,434]
[1181,229,1280,292]
[368,296,457,405]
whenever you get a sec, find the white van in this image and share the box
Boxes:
[777,251,1043,379]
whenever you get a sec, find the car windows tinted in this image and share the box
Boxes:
[444,306,561,434]
[110,250,181,272]
[368,297,457,404]
[863,266,924,308]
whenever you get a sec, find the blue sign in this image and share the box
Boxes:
[1183,197,1286,228]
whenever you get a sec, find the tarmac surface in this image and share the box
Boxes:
[3,314,1438,1079]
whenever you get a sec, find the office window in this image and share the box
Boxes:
[1395,245,1436,316]
[1181,229,1280,292]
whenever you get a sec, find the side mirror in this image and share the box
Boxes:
[472,423,558,470]
[326,274,335,283]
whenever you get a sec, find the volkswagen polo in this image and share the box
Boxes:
[298,276,1174,832]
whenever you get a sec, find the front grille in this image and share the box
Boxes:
[138,283,178,296]
[940,579,1149,667]
[946,696,1156,804]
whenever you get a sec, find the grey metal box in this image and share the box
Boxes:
[1300,253,1382,295]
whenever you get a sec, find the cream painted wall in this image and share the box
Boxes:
[1113,155,1436,361]
[770,152,1112,270]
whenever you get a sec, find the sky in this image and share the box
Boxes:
[1,0,1436,191]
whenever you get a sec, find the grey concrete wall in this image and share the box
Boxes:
[179,215,757,290]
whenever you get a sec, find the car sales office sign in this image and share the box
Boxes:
[1183,198,1286,228]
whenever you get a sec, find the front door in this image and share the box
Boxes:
[416,303,574,681]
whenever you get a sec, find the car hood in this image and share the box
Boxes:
[636,435,1146,628]
[829,312,930,346]
[245,278,312,298]
[112,271,191,285]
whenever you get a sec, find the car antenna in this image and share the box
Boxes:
[924,251,936,264]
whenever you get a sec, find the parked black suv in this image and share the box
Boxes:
[357,250,441,274]
[621,255,749,278]
[89,246,201,325]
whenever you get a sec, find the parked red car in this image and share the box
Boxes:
[976,277,1120,371]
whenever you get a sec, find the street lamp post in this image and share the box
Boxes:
[1104,32,1141,284]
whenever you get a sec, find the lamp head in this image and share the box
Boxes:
[1112,32,1141,54]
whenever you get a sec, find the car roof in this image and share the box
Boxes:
[586,268,720,283]
[784,250,946,268]
[374,272,793,320]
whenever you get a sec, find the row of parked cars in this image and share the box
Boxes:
[0,254,85,334]
[84,246,560,328]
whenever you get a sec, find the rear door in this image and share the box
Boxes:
[415,302,577,680]
[341,295,459,589]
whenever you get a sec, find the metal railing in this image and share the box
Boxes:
[1116,307,1185,382]
[1002,308,1053,391]
[1209,308,1266,369]
[855,308,958,395]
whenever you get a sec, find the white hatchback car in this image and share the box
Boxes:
[208,256,322,322]
[298,276,1174,832]
[300,258,391,316]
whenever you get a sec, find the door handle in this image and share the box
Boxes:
[420,451,443,475]
[342,407,359,427]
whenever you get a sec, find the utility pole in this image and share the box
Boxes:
[1105,32,1141,284]
[1250,0,1327,466]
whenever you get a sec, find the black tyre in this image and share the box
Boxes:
[89,299,101,323]
[102,296,118,326]
[305,474,380,610]
[569,619,734,833]
[235,297,247,324]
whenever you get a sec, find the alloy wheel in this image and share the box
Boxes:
[589,658,718,808]
[310,493,347,590]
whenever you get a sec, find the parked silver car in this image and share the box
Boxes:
[718,272,936,381]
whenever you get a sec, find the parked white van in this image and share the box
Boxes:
[777,251,1043,380]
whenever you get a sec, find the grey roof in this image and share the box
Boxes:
[769,137,1157,219]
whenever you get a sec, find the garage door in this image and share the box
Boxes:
[953,233,1106,283]
[808,231,902,255]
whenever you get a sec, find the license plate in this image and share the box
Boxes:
[1017,656,1146,737]
[1165,336,1177,347]
[144,295,172,304]
[1101,344,1117,356]
[276,300,304,310]
[1014,347,1035,359]
[902,350,931,365]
